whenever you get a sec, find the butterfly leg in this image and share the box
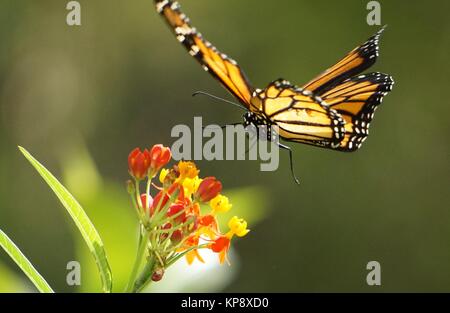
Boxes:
[242,123,260,156]
[244,134,258,156]
[277,142,300,185]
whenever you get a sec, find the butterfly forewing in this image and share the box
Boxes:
[155,0,254,108]
[303,27,386,95]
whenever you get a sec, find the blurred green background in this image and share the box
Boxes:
[1,0,449,292]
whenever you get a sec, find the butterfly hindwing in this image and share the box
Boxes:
[155,0,254,108]
[259,72,394,151]
[258,79,347,148]
[321,72,394,151]
[303,27,386,95]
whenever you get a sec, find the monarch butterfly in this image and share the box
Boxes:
[154,0,394,183]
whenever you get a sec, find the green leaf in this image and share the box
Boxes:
[19,146,113,293]
[0,229,54,293]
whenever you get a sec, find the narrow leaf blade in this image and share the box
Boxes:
[19,146,112,292]
[0,229,54,293]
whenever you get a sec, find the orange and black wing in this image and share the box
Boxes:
[303,27,386,95]
[258,79,347,149]
[321,72,394,151]
[154,0,254,108]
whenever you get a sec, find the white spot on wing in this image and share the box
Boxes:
[156,0,169,13]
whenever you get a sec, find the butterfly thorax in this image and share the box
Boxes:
[243,111,271,127]
[243,111,279,142]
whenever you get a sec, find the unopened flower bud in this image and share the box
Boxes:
[128,148,151,180]
[151,268,165,282]
[170,229,183,244]
[194,177,222,203]
[160,223,172,241]
[148,144,171,178]
[166,203,186,224]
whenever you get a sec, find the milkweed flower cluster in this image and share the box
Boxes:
[127,144,249,289]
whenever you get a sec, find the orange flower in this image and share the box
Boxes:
[128,148,151,180]
[209,216,250,264]
[199,214,215,227]
[178,161,199,180]
[185,249,205,265]
[184,214,198,234]
[210,236,231,264]
[183,235,205,265]
[187,202,201,216]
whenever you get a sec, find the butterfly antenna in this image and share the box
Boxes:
[192,91,247,111]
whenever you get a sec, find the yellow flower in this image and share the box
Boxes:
[228,216,249,237]
[159,168,169,184]
[210,195,232,213]
[183,176,202,198]
[178,161,199,180]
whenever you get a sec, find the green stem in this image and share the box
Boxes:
[133,253,157,293]
[133,245,210,292]
[125,229,149,292]
[135,180,142,208]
